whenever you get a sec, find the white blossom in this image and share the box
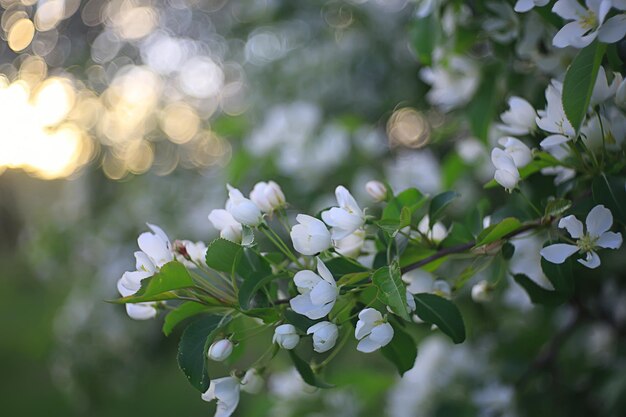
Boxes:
[536,80,575,148]
[514,0,549,13]
[290,214,332,255]
[471,280,493,303]
[240,369,263,394]
[137,223,173,268]
[290,258,338,320]
[491,148,520,191]
[226,185,263,226]
[307,321,339,353]
[321,186,365,240]
[201,376,240,417]
[208,209,243,243]
[417,215,449,243]
[273,324,300,350]
[552,0,626,49]
[116,270,157,320]
[498,96,537,135]
[355,308,394,353]
[498,137,532,168]
[334,229,366,259]
[591,66,623,107]
[419,55,479,112]
[175,240,207,267]
[249,181,286,213]
[365,180,387,202]
[208,339,234,362]
[540,205,622,269]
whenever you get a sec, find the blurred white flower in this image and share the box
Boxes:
[240,369,264,394]
[208,209,243,243]
[307,321,339,353]
[432,280,452,298]
[290,214,332,255]
[416,0,438,17]
[365,180,387,202]
[471,280,493,303]
[536,80,575,147]
[226,185,263,226]
[498,137,532,167]
[540,205,623,268]
[491,148,520,191]
[417,215,449,243]
[355,308,394,353]
[322,186,365,240]
[290,258,338,320]
[201,376,240,417]
[552,0,626,48]
[591,66,623,107]
[249,181,286,213]
[498,96,537,135]
[137,223,173,268]
[175,240,207,267]
[420,55,479,112]
[273,324,300,350]
[616,78,626,109]
[335,229,366,259]
[483,2,519,44]
[208,339,234,362]
[514,0,549,12]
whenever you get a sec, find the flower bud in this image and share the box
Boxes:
[208,209,243,243]
[290,214,332,255]
[491,148,520,191]
[207,339,234,361]
[240,369,264,394]
[498,137,532,168]
[250,181,286,213]
[365,180,387,202]
[471,280,492,303]
[272,324,300,350]
[307,321,339,353]
[226,185,263,226]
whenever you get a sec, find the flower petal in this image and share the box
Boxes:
[596,231,623,249]
[578,251,601,269]
[558,215,584,239]
[597,14,626,43]
[356,336,382,353]
[540,243,579,264]
[540,134,571,147]
[585,204,612,238]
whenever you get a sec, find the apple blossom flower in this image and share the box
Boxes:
[365,180,387,202]
[552,0,626,49]
[616,79,626,109]
[208,209,243,243]
[322,186,365,240]
[290,214,332,255]
[307,321,339,353]
[290,258,338,320]
[225,185,263,226]
[417,215,449,243]
[201,376,240,417]
[514,0,549,13]
[334,229,366,258]
[355,308,394,353]
[117,270,157,320]
[240,369,263,394]
[419,55,479,112]
[497,96,537,135]
[208,339,234,362]
[174,240,207,268]
[249,181,286,213]
[471,280,493,303]
[591,66,623,107]
[498,137,532,167]
[137,223,173,268]
[536,80,576,147]
[491,148,520,191]
[540,205,623,269]
[273,324,300,350]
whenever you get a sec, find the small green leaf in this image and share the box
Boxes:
[592,175,626,225]
[544,198,572,218]
[501,242,515,260]
[441,222,475,248]
[409,14,440,65]
[383,188,426,221]
[513,274,566,306]
[467,64,501,142]
[381,323,417,376]
[475,217,522,246]
[562,40,607,132]
[177,314,223,392]
[288,350,333,389]
[242,308,280,323]
[337,272,370,287]
[429,191,459,226]
[114,261,195,304]
[205,238,243,274]
[283,309,317,333]
[163,302,210,336]
[372,265,410,321]
[413,293,466,344]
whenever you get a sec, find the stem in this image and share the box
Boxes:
[516,189,542,217]
[314,327,351,371]
[596,110,607,168]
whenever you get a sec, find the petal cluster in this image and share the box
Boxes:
[290,258,338,319]
[354,308,394,353]
[322,185,365,240]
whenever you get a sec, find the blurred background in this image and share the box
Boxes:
[1,0,625,416]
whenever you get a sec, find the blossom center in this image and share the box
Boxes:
[577,234,598,252]
[579,11,597,31]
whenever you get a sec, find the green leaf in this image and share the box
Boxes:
[177,314,223,392]
[413,293,466,344]
[283,309,317,333]
[501,242,515,260]
[114,261,195,304]
[541,250,574,296]
[205,238,243,274]
[513,274,566,306]
[380,324,417,376]
[372,265,410,321]
[324,257,368,276]
[288,350,333,389]
[337,272,370,287]
[592,175,626,225]
[562,40,607,132]
[544,198,572,218]
[475,217,521,247]
[163,302,210,336]
[238,272,284,311]
[382,188,426,221]
[467,64,500,141]
[429,191,459,226]
[410,14,440,65]
[441,222,475,248]
[242,308,280,323]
